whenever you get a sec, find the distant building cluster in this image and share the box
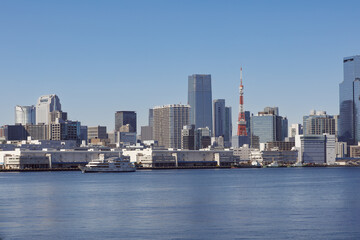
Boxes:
[2,55,360,169]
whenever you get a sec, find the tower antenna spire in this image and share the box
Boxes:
[237,67,247,136]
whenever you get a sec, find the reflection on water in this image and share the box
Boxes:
[1,168,360,239]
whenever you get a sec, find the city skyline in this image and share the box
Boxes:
[1,1,360,131]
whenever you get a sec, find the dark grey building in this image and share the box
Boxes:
[224,106,232,145]
[25,124,49,140]
[188,74,212,132]
[115,111,137,133]
[213,99,225,138]
[1,125,27,141]
[181,125,195,150]
[339,55,360,145]
[141,126,153,141]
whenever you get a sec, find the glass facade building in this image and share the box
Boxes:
[224,106,232,144]
[115,111,137,133]
[339,55,360,145]
[15,105,36,125]
[188,74,212,132]
[213,99,225,138]
[250,107,288,145]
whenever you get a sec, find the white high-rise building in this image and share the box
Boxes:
[36,95,61,125]
[15,105,36,125]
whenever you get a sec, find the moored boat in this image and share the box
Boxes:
[79,154,136,173]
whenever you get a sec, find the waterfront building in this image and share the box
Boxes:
[350,143,360,158]
[115,111,136,133]
[153,104,190,149]
[122,148,235,168]
[296,134,336,165]
[15,105,36,125]
[339,55,360,145]
[0,148,122,169]
[233,144,251,162]
[87,126,107,141]
[188,74,212,131]
[251,107,288,145]
[36,94,61,125]
[303,110,336,136]
[262,150,298,165]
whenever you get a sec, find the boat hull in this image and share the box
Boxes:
[79,166,136,173]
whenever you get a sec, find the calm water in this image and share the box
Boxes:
[1,168,360,240]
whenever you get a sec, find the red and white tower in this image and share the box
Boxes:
[237,67,247,136]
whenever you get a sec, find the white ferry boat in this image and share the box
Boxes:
[79,154,136,173]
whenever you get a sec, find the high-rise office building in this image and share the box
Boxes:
[15,105,36,125]
[303,110,336,136]
[115,111,136,133]
[224,106,232,144]
[153,104,190,149]
[149,109,154,127]
[213,100,232,147]
[213,99,226,138]
[188,74,212,132]
[36,95,61,125]
[251,107,288,145]
[339,55,360,145]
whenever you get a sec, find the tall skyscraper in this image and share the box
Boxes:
[115,111,137,132]
[213,99,226,138]
[188,74,212,132]
[153,104,190,149]
[15,105,36,125]
[36,94,61,125]
[339,55,360,145]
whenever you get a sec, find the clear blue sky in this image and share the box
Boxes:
[1,0,360,132]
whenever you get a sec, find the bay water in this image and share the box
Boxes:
[1,168,360,239]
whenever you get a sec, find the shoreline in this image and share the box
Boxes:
[0,165,359,172]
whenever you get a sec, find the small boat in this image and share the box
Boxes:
[265,161,279,168]
[291,162,303,167]
[79,154,136,173]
